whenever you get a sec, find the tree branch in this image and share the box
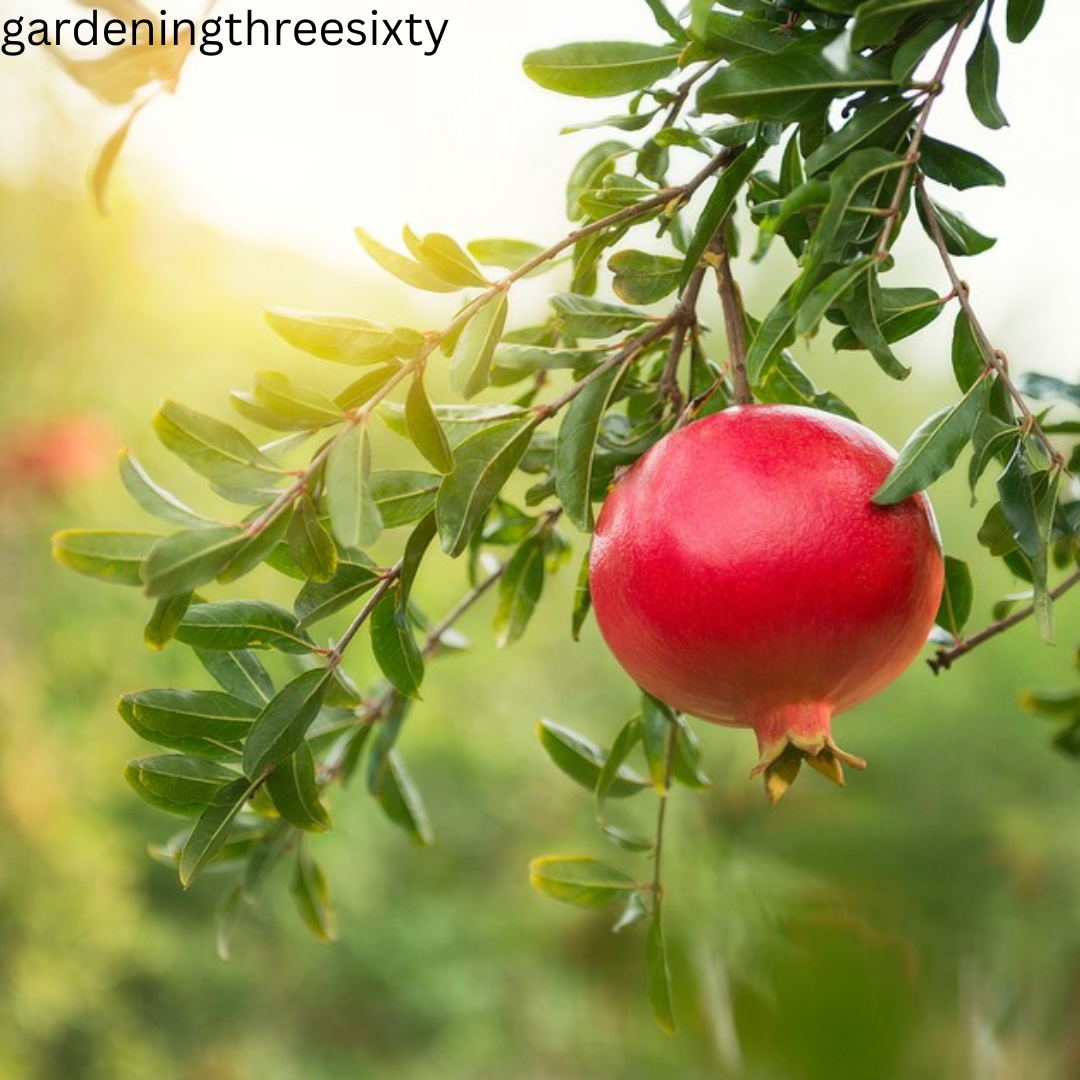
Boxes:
[929,566,1080,674]
[712,225,752,406]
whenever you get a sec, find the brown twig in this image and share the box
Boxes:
[929,566,1080,674]
[914,180,1064,468]
[658,259,712,412]
[874,14,972,260]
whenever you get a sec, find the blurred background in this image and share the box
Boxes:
[2,2,1080,1077]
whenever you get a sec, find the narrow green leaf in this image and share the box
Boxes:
[495,537,547,648]
[550,293,650,339]
[325,424,383,550]
[119,450,211,528]
[951,310,986,392]
[141,527,248,598]
[176,600,313,654]
[266,742,331,832]
[144,591,192,651]
[917,196,996,256]
[537,720,649,798]
[468,238,545,270]
[643,0,686,41]
[679,140,767,287]
[180,778,257,888]
[556,363,628,532]
[153,401,283,488]
[647,916,677,1034]
[522,41,681,98]
[966,16,1009,129]
[495,344,608,373]
[529,856,639,908]
[243,668,333,780]
[120,688,258,759]
[196,649,275,705]
[746,287,797,383]
[640,695,675,793]
[690,10,797,58]
[918,136,1005,190]
[595,717,643,812]
[52,529,158,587]
[371,589,425,699]
[795,257,873,337]
[287,495,338,583]
[125,755,239,817]
[572,544,593,642]
[873,378,988,504]
[437,420,536,557]
[837,272,911,380]
[935,555,974,638]
[805,98,915,176]
[267,307,410,366]
[404,229,488,288]
[290,841,338,943]
[295,560,383,630]
[852,0,966,50]
[405,372,455,474]
[354,227,461,293]
[1006,0,1044,42]
[250,371,345,429]
[371,751,434,846]
[450,293,509,400]
[608,250,683,305]
[399,512,437,607]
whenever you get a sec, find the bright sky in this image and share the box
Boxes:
[3,1,1078,373]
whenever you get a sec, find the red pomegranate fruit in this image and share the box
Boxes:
[589,404,944,803]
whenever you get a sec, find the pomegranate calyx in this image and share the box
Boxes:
[751,732,867,805]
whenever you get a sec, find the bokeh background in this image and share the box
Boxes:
[2,3,1080,1077]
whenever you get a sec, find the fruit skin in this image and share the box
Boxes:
[589,404,944,801]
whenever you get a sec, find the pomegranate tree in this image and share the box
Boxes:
[590,405,944,802]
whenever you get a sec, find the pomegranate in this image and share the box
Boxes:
[589,404,944,802]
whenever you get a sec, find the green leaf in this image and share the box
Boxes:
[917,196,996,256]
[522,41,681,98]
[52,529,158,587]
[936,556,974,638]
[290,841,338,943]
[640,695,675,792]
[679,140,768,287]
[153,401,283,488]
[437,420,537,557]
[125,755,239,817]
[266,742,331,832]
[608,250,683,305]
[551,293,650,339]
[951,310,986,392]
[403,228,488,288]
[529,856,640,908]
[643,0,686,41]
[837,272,911,380]
[371,751,434,846]
[495,537,547,648]
[450,293,509,400]
[176,600,312,654]
[918,136,1005,190]
[572,544,593,642]
[141,527,248,598]
[891,16,953,81]
[287,495,338,583]
[746,287,797,383]
[805,98,915,176]
[243,668,333,780]
[371,589,425,699]
[405,373,455,474]
[833,287,944,352]
[851,0,967,50]
[294,560,383,630]
[555,362,628,532]
[354,227,462,293]
[966,16,1009,129]
[1006,0,1044,42]
[647,916,677,1034]
[180,778,257,888]
[196,649,274,705]
[119,450,211,528]
[144,592,192,651]
[495,344,608,373]
[120,688,259,759]
[697,35,895,121]
[335,363,403,412]
[266,307,421,366]
[795,257,873,337]
[468,238,545,270]
[873,378,988,504]
[566,141,630,219]
[968,413,1019,493]
[690,11,797,58]
[671,716,710,789]
[595,717,644,812]
[91,103,142,213]
[365,470,439,528]
[325,423,383,550]
[251,371,345,429]
[537,720,649,799]
[757,353,858,420]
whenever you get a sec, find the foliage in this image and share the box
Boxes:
[50,0,1080,1034]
